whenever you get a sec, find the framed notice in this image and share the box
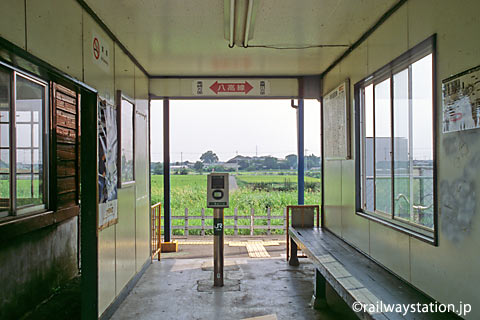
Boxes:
[323,79,351,160]
[98,98,118,230]
[442,65,480,133]
[116,90,135,187]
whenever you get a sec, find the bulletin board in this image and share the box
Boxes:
[98,98,118,230]
[323,79,351,160]
[442,65,480,133]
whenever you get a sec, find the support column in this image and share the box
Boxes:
[163,98,171,243]
[297,98,304,205]
[213,208,224,287]
[289,98,304,267]
[81,91,98,319]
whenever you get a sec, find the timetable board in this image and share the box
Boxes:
[323,80,351,160]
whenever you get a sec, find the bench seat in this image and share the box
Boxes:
[289,227,458,320]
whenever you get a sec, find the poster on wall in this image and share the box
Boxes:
[442,65,480,133]
[323,79,351,160]
[98,98,118,230]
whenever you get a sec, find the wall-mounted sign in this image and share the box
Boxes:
[442,65,480,133]
[323,79,351,160]
[98,98,118,230]
[192,79,270,96]
[92,31,110,73]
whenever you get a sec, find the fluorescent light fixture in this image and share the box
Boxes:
[229,0,235,48]
[224,0,257,48]
[243,0,254,47]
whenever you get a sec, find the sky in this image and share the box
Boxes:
[150,99,321,163]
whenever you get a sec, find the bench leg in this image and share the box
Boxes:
[311,268,327,309]
[289,237,299,266]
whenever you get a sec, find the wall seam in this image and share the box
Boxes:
[134,65,138,273]
[408,236,412,282]
[24,0,27,50]
[81,9,85,82]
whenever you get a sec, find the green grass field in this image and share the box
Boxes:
[151,174,322,235]
[235,174,320,184]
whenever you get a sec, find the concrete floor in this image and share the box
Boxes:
[111,242,357,320]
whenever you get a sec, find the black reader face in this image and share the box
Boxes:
[211,176,225,189]
[207,173,229,208]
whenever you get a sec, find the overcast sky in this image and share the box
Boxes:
[150,99,321,163]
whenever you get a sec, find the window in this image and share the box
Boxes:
[355,36,436,241]
[0,66,48,217]
[117,91,135,186]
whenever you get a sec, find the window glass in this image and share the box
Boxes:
[15,75,44,208]
[393,69,410,220]
[0,69,9,213]
[411,54,434,228]
[364,84,374,211]
[121,98,134,183]
[374,79,391,214]
[357,38,435,237]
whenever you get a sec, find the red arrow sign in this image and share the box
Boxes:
[209,81,254,94]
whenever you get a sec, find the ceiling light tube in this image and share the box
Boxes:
[229,0,235,48]
[243,0,254,47]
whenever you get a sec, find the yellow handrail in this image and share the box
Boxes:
[151,202,162,261]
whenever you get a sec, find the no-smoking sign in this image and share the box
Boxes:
[92,31,110,72]
[93,37,100,60]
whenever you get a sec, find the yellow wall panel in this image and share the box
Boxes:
[0,0,25,49]
[26,0,83,80]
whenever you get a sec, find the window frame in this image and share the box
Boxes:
[116,90,135,188]
[354,35,438,245]
[0,64,49,218]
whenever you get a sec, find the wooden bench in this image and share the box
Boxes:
[288,227,458,320]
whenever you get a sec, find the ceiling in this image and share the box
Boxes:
[85,0,398,76]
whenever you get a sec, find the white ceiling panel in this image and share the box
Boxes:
[85,0,398,76]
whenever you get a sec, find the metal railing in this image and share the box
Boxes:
[160,207,288,237]
[151,202,161,260]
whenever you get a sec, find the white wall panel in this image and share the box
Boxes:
[82,14,115,104]
[0,0,25,49]
[369,222,410,281]
[366,5,408,74]
[98,226,116,316]
[323,160,342,236]
[340,161,369,253]
[115,187,136,295]
[114,43,135,99]
[26,0,83,80]
[135,66,150,270]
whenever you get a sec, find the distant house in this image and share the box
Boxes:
[226,155,251,163]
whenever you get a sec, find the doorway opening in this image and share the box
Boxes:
[150,98,322,257]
